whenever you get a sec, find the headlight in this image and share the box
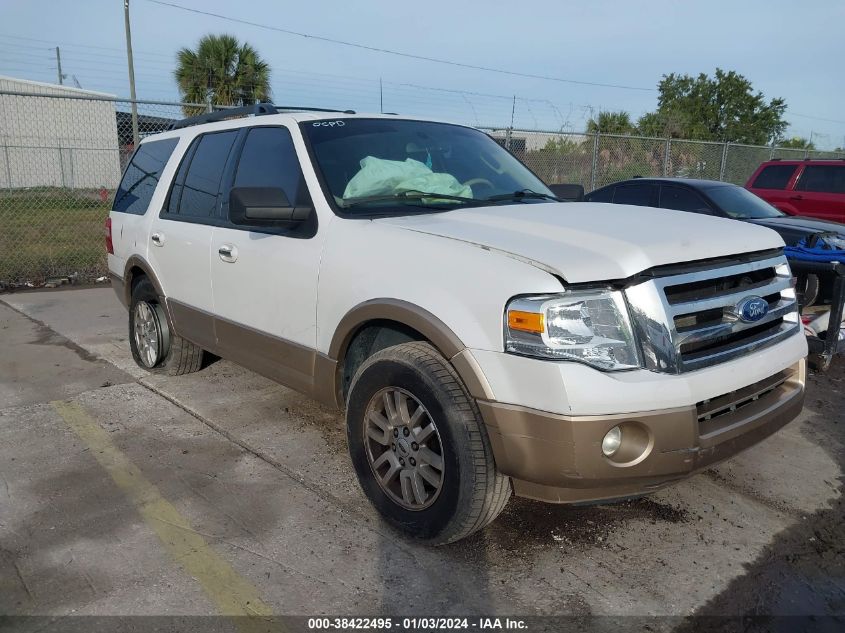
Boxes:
[505,290,640,371]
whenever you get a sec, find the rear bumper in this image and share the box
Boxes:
[109,272,127,309]
[478,359,805,503]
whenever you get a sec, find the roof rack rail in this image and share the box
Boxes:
[169,102,356,130]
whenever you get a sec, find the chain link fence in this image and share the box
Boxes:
[1,89,844,287]
[489,128,845,191]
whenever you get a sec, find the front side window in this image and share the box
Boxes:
[234,127,308,205]
[302,119,555,214]
[796,165,845,194]
[659,186,711,214]
[113,138,178,214]
[751,164,796,190]
[705,185,784,219]
[175,131,238,218]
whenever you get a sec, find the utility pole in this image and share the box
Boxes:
[123,0,139,148]
[379,77,383,114]
[55,47,63,85]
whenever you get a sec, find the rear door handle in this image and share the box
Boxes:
[789,195,804,201]
[218,244,238,263]
[151,232,164,246]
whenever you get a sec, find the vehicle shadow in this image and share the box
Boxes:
[675,358,845,628]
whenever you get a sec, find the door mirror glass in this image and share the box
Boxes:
[229,187,312,225]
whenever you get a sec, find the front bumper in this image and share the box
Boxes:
[477,359,805,503]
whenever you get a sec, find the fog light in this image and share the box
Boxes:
[602,426,622,456]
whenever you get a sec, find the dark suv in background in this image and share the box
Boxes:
[746,160,845,223]
[583,177,845,308]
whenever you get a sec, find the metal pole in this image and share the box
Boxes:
[123,0,139,148]
[719,142,729,182]
[590,132,599,191]
[55,47,63,85]
[662,138,670,176]
[379,77,383,114]
[505,95,515,149]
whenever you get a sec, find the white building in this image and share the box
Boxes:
[0,76,121,189]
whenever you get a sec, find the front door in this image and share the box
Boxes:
[210,125,326,392]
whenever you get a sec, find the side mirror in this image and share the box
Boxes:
[548,183,585,202]
[229,187,312,225]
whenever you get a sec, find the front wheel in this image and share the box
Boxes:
[346,342,511,544]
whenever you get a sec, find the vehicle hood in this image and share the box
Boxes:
[746,216,845,246]
[374,202,786,283]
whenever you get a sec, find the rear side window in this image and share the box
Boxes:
[613,184,656,206]
[659,186,712,214]
[586,186,613,202]
[233,127,308,205]
[170,131,238,218]
[751,164,796,189]
[113,138,178,214]
[795,165,845,194]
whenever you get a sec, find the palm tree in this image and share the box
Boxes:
[175,34,271,114]
[586,110,635,135]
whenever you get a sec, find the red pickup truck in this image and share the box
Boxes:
[746,160,845,223]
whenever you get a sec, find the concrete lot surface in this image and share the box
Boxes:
[0,288,843,623]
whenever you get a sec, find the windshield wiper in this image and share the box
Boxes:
[484,189,560,203]
[340,190,480,209]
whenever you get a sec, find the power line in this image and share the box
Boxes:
[144,0,655,92]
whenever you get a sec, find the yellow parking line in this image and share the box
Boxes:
[52,400,274,620]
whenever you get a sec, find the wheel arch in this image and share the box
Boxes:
[123,256,174,329]
[327,299,494,407]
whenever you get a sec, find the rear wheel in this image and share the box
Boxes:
[346,342,511,544]
[128,276,204,375]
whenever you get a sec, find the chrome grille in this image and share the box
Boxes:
[625,252,800,374]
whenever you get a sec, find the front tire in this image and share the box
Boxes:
[346,342,511,544]
[128,277,204,375]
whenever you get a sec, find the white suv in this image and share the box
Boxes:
[107,105,807,544]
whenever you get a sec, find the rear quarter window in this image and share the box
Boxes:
[585,186,613,202]
[750,164,796,190]
[113,138,179,214]
[795,165,845,194]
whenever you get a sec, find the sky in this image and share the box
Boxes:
[1,0,843,148]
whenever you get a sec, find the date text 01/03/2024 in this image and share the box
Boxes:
[306,617,528,630]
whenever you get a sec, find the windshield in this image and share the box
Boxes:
[705,186,784,219]
[302,118,555,213]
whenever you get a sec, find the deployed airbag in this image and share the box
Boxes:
[342,156,472,200]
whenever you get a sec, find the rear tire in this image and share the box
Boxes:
[346,341,511,544]
[128,276,204,375]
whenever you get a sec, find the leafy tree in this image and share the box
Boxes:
[586,110,635,135]
[175,34,271,113]
[640,69,787,144]
[778,136,815,150]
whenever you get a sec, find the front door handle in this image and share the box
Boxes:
[789,195,804,201]
[151,232,164,246]
[218,244,238,263]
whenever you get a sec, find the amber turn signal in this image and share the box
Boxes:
[507,310,545,334]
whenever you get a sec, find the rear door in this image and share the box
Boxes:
[209,125,325,392]
[747,163,800,214]
[791,164,845,222]
[148,129,239,349]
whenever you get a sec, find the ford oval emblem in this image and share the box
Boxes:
[736,296,769,323]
